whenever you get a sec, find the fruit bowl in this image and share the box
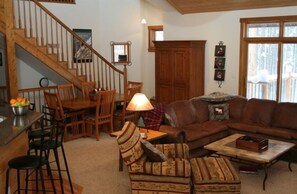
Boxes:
[12,105,29,116]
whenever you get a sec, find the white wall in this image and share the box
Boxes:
[162,6,297,95]
[42,0,145,90]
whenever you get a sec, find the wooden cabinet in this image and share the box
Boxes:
[154,40,206,103]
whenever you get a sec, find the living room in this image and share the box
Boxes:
[1,0,297,193]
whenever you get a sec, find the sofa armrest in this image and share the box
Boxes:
[128,158,191,178]
[154,143,189,159]
[159,125,185,143]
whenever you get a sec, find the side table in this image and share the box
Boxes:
[110,128,167,171]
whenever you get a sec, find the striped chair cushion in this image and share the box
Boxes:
[155,143,190,159]
[129,158,191,177]
[117,122,146,166]
[190,157,241,193]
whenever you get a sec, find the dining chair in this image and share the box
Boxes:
[44,91,85,142]
[113,85,141,130]
[85,90,116,140]
[57,83,76,101]
[81,81,96,98]
[128,81,143,91]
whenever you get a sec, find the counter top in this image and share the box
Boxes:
[0,102,43,146]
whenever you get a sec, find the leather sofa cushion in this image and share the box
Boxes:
[259,127,297,140]
[190,98,209,123]
[228,122,259,133]
[183,121,228,142]
[165,100,197,128]
[228,97,247,120]
[242,98,277,126]
[272,103,297,131]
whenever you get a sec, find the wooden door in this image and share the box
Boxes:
[172,48,189,101]
[155,48,173,103]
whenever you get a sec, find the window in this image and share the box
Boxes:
[239,16,297,102]
[148,25,163,52]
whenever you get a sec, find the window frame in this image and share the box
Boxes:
[239,15,297,101]
[148,25,163,52]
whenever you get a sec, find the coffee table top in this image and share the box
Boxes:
[204,133,295,164]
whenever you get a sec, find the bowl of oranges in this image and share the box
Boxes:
[10,97,30,116]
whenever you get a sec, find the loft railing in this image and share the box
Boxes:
[11,0,126,94]
[18,86,57,112]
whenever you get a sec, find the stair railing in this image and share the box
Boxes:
[12,0,126,94]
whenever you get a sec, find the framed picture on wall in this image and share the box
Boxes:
[214,69,225,81]
[73,29,92,63]
[214,58,225,69]
[214,45,226,57]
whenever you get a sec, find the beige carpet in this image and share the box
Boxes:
[60,133,297,194]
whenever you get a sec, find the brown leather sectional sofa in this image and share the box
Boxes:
[159,96,297,159]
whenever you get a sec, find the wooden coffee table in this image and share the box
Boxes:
[111,128,167,171]
[204,133,295,190]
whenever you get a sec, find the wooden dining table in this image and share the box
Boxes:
[61,93,125,110]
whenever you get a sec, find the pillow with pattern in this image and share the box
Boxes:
[208,103,229,121]
[140,139,167,162]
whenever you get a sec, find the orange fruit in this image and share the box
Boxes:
[10,99,17,105]
[16,97,23,102]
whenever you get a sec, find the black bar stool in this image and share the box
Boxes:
[5,113,56,194]
[29,106,74,194]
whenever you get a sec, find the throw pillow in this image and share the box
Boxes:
[140,139,167,162]
[141,103,165,130]
[208,103,229,121]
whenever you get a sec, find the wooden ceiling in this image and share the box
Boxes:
[166,0,297,14]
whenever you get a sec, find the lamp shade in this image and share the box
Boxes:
[126,93,154,111]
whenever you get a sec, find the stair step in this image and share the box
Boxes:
[47,53,58,61]
[78,76,86,82]
[26,37,37,45]
[68,68,77,76]
[36,45,48,54]
[58,61,68,69]
[14,29,26,37]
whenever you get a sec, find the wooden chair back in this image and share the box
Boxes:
[95,90,116,121]
[85,89,116,140]
[121,85,142,125]
[81,82,96,98]
[57,83,76,101]
[44,91,65,121]
[128,81,143,92]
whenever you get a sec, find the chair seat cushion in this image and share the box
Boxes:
[190,157,241,193]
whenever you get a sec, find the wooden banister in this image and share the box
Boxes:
[10,0,127,97]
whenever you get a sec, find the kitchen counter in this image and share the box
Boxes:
[0,102,43,194]
[0,102,43,146]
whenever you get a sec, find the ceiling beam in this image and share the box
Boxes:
[167,0,297,14]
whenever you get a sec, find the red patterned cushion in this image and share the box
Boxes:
[141,103,165,130]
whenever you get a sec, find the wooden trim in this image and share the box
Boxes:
[167,0,297,14]
[239,15,297,99]
[37,0,75,4]
[148,25,163,52]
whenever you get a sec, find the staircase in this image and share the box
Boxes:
[0,0,127,98]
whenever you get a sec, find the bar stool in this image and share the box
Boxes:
[29,107,74,194]
[5,115,56,194]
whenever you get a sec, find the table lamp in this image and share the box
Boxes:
[126,93,154,130]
